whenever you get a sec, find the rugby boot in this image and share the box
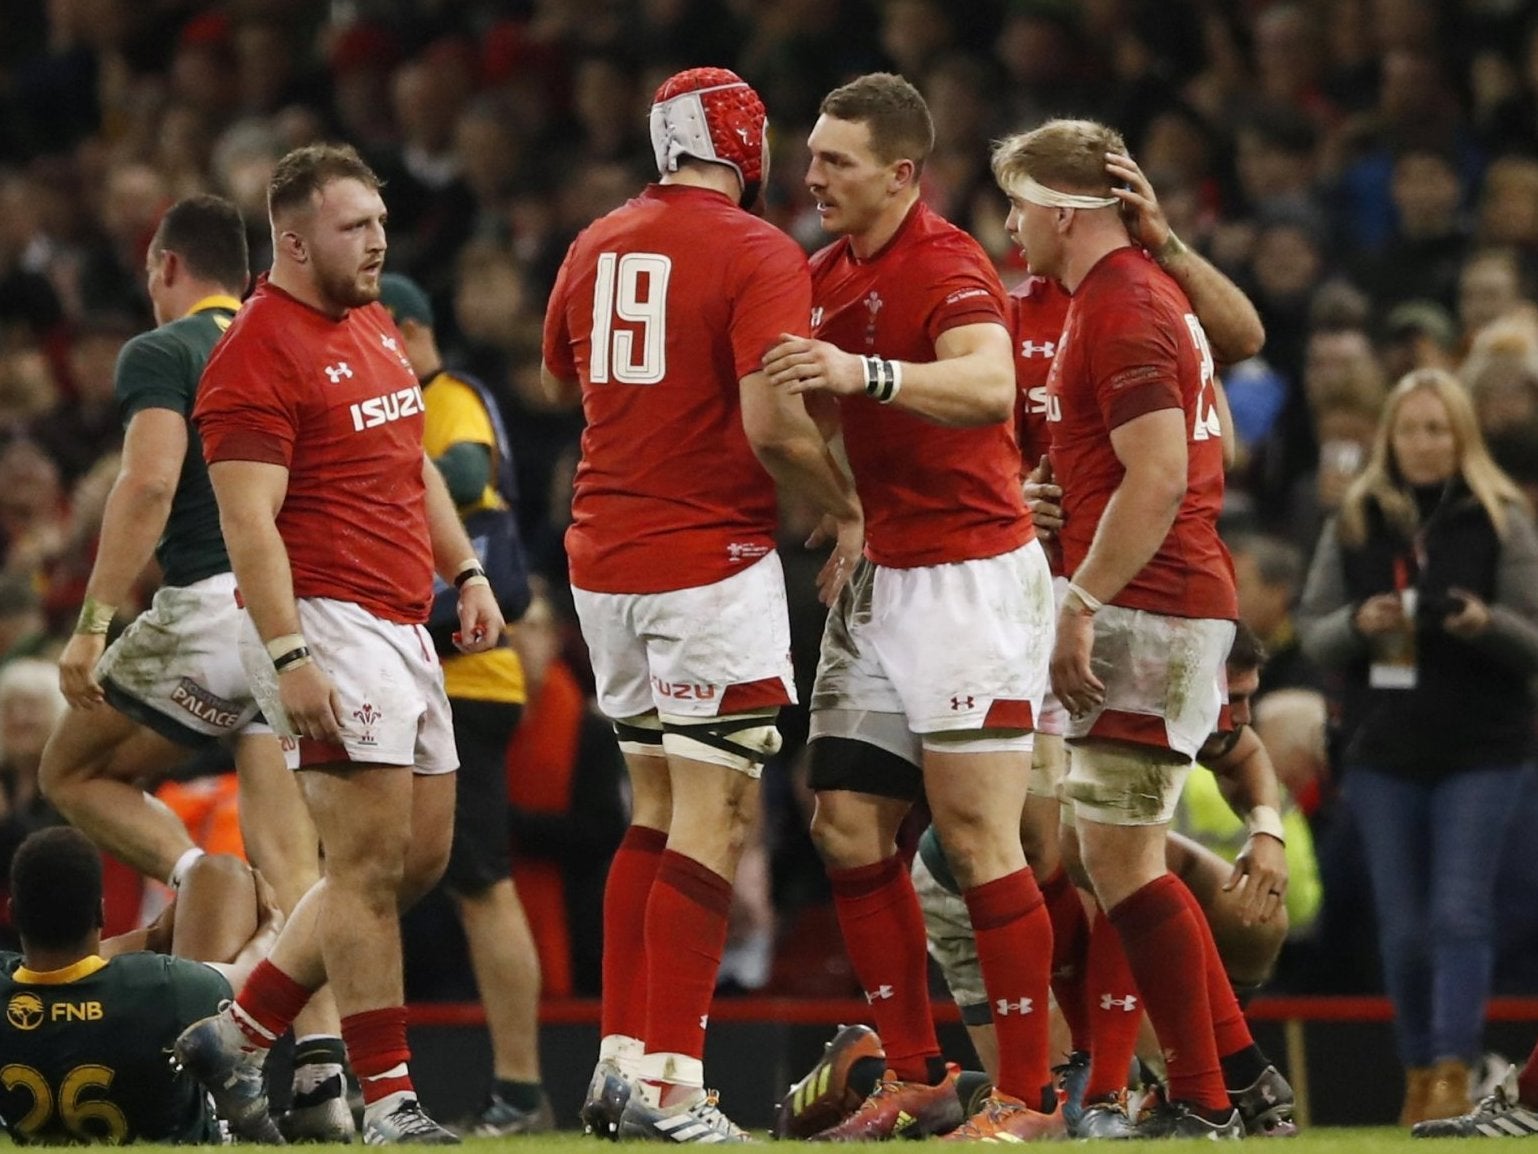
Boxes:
[1053,1050,1092,1132]
[281,1080,356,1143]
[1413,1066,1538,1138]
[1230,1064,1298,1137]
[361,1097,459,1145]
[941,1089,1066,1142]
[774,1024,887,1139]
[811,1065,964,1141]
[617,1087,750,1143]
[581,1057,633,1139]
[955,1070,996,1119]
[1135,1100,1245,1140]
[281,1038,356,1143]
[453,1090,555,1137]
[1075,1094,1138,1140]
[173,1010,285,1144]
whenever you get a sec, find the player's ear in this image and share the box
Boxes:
[276,228,307,264]
[890,158,917,194]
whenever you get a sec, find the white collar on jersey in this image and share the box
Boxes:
[1012,175,1119,210]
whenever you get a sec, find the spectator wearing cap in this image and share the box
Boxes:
[1380,300,1460,382]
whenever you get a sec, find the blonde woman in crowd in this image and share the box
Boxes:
[1299,369,1538,1126]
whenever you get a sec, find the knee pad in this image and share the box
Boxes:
[614,711,664,757]
[660,710,781,777]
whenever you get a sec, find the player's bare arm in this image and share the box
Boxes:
[1203,725,1289,925]
[59,408,188,709]
[1050,407,1187,715]
[208,458,343,743]
[1108,153,1265,366]
[739,369,863,605]
[421,453,505,653]
[539,362,581,407]
[763,321,1014,427]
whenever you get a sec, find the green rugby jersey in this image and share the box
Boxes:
[114,295,240,588]
[0,951,230,1144]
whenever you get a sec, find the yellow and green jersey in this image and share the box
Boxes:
[423,370,525,705]
[0,951,229,1144]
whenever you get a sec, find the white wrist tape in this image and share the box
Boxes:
[1246,804,1286,844]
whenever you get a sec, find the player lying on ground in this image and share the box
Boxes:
[0,826,278,1144]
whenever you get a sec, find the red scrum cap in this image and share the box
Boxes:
[649,67,767,204]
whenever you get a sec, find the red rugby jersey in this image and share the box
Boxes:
[543,184,811,594]
[810,202,1030,568]
[1046,247,1236,619]
[194,276,434,624]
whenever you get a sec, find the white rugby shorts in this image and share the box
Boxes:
[1064,605,1234,757]
[809,540,1053,736]
[573,552,796,721]
[97,572,270,742]
[240,597,457,775]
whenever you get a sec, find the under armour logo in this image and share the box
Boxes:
[1020,340,1056,358]
[865,984,894,1002]
[736,127,752,144]
[324,362,353,383]
[1100,993,1138,1012]
[811,307,824,328]
[381,335,399,351]
[865,292,884,319]
[950,695,975,711]
[995,997,1033,1016]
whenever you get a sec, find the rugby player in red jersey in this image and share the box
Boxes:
[762,73,1058,1142]
[174,143,503,1146]
[992,117,1248,1139]
[542,68,861,1143]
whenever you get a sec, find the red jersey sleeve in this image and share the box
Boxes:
[728,233,811,379]
[541,241,578,381]
[921,251,1007,347]
[193,331,300,466]
[1085,291,1184,431]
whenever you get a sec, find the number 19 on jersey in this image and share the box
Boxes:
[591,252,672,385]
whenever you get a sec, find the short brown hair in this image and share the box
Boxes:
[992,118,1128,198]
[267,143,381,221]
[820,72,934,173]
[155,194,248,293]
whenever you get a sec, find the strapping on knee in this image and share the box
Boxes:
[613,711,664,757]
[660,710,782,777]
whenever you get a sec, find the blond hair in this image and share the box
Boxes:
[1338,368,1528,545]
[991,118,1128,199]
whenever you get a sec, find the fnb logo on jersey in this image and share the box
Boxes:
[50,1001,104,1022]
[349,385,425,432]
[7,992,43,1030]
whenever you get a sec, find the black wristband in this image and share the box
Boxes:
[454,565,487,589]
[272,645,310,673]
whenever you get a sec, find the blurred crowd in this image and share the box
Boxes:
[7,0,1538,1004]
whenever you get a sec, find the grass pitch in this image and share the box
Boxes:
[0,1131,1495,1150]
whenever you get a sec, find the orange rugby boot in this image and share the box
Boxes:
[811,1064,964,1141]
[942,1089,1067,1142]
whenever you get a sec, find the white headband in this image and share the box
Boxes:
[1013,175,1119,209]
